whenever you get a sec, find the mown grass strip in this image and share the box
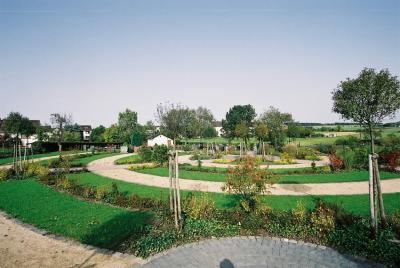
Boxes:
[0,179,151,249]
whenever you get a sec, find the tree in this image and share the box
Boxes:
[144,121,159,139]
[235,121,250,156]
[194,107,215,138]
[50,113,72,152]
[332,68,400,235]
[223,156,278,212]
[90,125,106,142]
[260,106,293,149]
[222,105,256,139]
[118,109,138,144]
[3,112,25,140]
[103,124,121,143]
[255,122,268,159]
[202,126,218,138]
[131,125,147,147]
[156,103,195,142]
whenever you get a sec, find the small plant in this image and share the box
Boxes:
[310,201,335,238]
[279,152,294,164]
[95,185,109,200]
[292,201,306,224]
[183,193,215,220]
[0,168,11,181]
[328,153,344,171]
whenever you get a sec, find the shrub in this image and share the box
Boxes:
[82,186,96,199]
[328,153,344,171]
[292,201,306,224]
[132,228,179,258]
[152,145,168,165]
[138,146,153,162]
[314,144,335,154]
[341,150,354,171]
[56,177,71,190]
[283,144,297,158]
[183,193,216,220]
[212,158,234,164]
[95,185,109,201]
[310,201,335,238]
[0,168,12,181]
[279,152,294,164]
[380,151,400,171]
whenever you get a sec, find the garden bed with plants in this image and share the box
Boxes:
[0,151,62,165]
[0,169,399,266]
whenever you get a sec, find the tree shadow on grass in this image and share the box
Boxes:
[81,210,152,250]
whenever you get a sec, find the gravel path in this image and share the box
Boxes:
[88,154,400,196]
[140,237,378,268]
[0,212,142,268]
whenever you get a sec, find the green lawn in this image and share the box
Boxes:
[135,167,399,184]
[0,151,61,165]
[38,152,119,167]
[0,179,151,249]
[114,154,143,165]
[67,172,400,216]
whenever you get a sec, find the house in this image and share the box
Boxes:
[0,119,43,146]
[79,125,92,141]
[147,135,174,147]
[213,121,223,137]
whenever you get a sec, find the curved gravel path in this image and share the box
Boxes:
[88,154,400,196]
[140,237,378,268]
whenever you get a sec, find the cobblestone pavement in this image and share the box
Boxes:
[140,237,379,268]
[89,154,400,195]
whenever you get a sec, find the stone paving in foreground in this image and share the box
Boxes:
[140,237,378,268]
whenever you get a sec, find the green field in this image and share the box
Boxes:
[114,154,143,165]
[0,179,150,249]
[135,167,399,184]
[0,151,61,165]
[67,172,400,216]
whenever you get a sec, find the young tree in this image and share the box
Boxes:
[144,120,159,139]
[223,156,278,212]
[50,113,72,152]
[222,105,256,139]
[332,68,400,235]
[260,106,293,149]
[235,121,250,156]
[255,122,268,159]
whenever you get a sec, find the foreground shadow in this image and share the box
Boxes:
[81,210,151,250]
[220,258,235,268]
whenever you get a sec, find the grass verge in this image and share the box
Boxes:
[0,179,151,249]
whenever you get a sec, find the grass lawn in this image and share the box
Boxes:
[38,152,119,167]
[0,179,151,249]
[67,172,400,216]
[135,167,399,184]
[0,151,61,165]
[114,154,143,165]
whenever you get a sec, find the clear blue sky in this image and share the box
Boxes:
[1,0,399,126]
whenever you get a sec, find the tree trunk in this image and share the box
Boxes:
[374,157,387,228]
[368,154,377,237]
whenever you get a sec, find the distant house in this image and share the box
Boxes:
[147,135,174,147]
[0,119,42,146]
[79,125,92,141]
[213,121,223,137]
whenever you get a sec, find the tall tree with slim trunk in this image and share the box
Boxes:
[50,113,72,152]
[255,122,268,160]
[332,68,400,236]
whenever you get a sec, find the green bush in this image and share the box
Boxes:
[0,168,12,181]
[183,193,216,220]
[152,145,168,165]
[138,147,153,162]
